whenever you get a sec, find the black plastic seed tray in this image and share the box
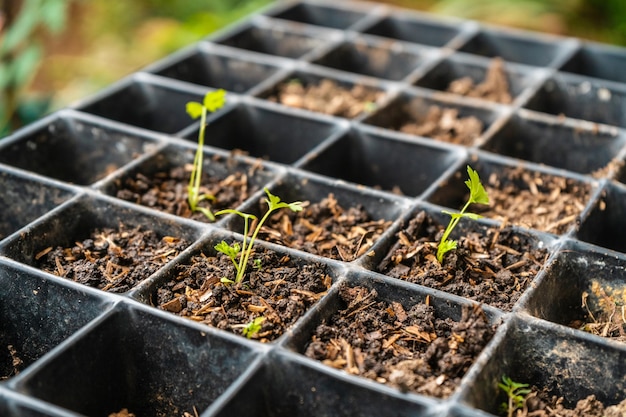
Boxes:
[2,0,626,416]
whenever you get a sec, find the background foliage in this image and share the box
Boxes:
[2,0,626,136]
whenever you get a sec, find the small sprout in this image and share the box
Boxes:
[498,376,531,417]
[363,101,377,112]
[214,188,303,284]
[242,316,265,339]
[185,89,227,221]
[253,258,262,270]
[436,165,490,263]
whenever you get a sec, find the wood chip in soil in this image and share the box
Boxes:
[377,211,548,311]
[569,280,626,343]
[1,344,23,381]
[446,57,513,104]
[398,105,484,146]
[157,247,332,342]
[501,389,626,417]
[267,78,384,119]
[115,157,262,223]
[478,167,591,235]
[305,285,495,398]
[36,224,188,293]
[259,193,392,262]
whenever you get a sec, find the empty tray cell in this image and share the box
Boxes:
[524,74,626,128]
[184,102,342,164]
[0,171,74,241]
[301,127,459,197]
[0,115,154,185]
[212,352,435,416]
[415,55,533,104]
[260,70,387,119]
[16,305,259,417]
[290,276,498,399]
[0,196,202,293]
[105,144,277,223]
[463,317,626,415]
[142,232,336,342]
[216,23,326,59]
[428,158,593,235]
[152,46,280,93]
[458,28,565,67]
[271,3,366,29]
[362,14,460,47]
[372,207,550,311]
[560,43,626,84]
[229,173,408,262]
[483,112,626,175]
[577,182,626,253]
[312,40,425,81]
[525,241,626,344]
[0,262,108,381]
[79,78,209,134]
[0,392,74,417]
[364,92,497,146]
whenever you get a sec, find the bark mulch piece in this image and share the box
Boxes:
[1,344,23,381]
[35,224,188,293]
[377,211,548,311]
[305,285,495,398]
[501,390,626,417]
[569,281,626,343]
[447,58,513,104]
[157,247,332,342]
[258,193,393,262]
[399,105,484,146]
[479,167,592,235]
[115,158,262,223]
[267,78,384,119]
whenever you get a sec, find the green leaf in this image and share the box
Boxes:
[10,44,42,88]
[242,316,265,338]
[1,0,40,54]
[436,239,457,263]
[186,101,203,119]
[215,241,240,260]
[465,165,489,205]
[203,89,226,112]
[40,0,68,33]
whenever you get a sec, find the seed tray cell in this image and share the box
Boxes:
[4,0,626,415]
[185,100,346,164]
[482,110,626,175]
[361,13,462,48]
[149,43,283,94]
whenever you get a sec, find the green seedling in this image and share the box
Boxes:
[242,316,265,339]
[498,375,531,417]
[214,188,303,284]
[436,165,490,263]
[185,89,227,221]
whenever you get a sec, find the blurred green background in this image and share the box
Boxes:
[2,0,626,136]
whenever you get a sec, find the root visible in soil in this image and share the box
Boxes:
[36,224,188,293]
[571,281,626,342]
[447,57,513,104]
[399,105,483,146]
[305,285,495,398]
[259,193,392,261]
[267,78,384,119]
[378,211,548,311]
[157,247,332,342]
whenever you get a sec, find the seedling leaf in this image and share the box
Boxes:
[465,165,490,205]
[242,316,265,339]
[203,89,226,112]
[186,101,203,119]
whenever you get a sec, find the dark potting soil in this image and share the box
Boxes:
[502,390,626,417]
[305,285,495,398]
[480,167,591,235]
[267,78,384,119]
[35,224,188,293]
[447,57,513,104]
[259,193,393,262]
[157,247,332,342]
[115,162,260,223]
[398,105,484,146]
[377,211,548,311]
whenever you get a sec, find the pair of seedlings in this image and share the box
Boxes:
[185,90,490,335]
